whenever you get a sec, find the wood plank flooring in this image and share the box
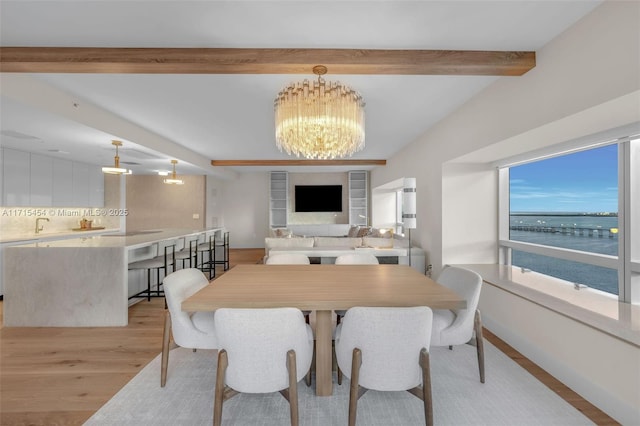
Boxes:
[0,248,617,425]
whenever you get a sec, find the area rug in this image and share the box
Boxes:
[85,342,593,425]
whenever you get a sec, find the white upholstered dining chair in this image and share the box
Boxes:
[335,306,434,426]
[334,253,379,324]
[161,268,217,387]
[265,253,311,321]
[213,308,314,426]
[430,265,485,383]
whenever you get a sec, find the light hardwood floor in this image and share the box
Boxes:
[0,248,617,425]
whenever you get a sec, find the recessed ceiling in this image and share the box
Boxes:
[0,1,602,176]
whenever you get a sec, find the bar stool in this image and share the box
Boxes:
[196,230,217,279]
[128,239,177,301]
[174,234,200,269]
[214,231,230,271]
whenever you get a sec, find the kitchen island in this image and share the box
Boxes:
[3,228,223,327]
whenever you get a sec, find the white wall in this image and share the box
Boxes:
[371,1,640,423]
[288,172,349,225]
[217,172,269,248]
[371,0,640,276]
[481,285,640,425]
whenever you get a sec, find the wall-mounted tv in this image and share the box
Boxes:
[294,185,342,212]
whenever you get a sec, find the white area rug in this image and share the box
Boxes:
[85,341,593,425]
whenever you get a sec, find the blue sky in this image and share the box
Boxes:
[510,144,618,213]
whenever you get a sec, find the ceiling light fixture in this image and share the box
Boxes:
[102,140,132,175]
[163,160,184,185]
[274,65,365,160]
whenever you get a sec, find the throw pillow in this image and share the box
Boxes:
[347,225,360,238]
[356,226,371,237]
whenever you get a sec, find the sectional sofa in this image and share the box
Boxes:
[264,225,426,273]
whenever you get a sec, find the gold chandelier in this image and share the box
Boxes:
[274,65,365,159]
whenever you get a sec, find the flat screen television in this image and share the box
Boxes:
[294,185,342,212]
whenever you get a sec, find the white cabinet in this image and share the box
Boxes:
[349,171,368,226]
[270,171,288,228]
[72,162,90,206]
[30,153,53,206]
[2,148,30,206]
[88,166,105,207]
[0,148,3,204]
[52,158,74,206]
[0,148,104,207]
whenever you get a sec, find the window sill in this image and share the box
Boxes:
[453,264,640,347]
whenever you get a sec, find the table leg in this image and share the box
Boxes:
[315,310,333,396]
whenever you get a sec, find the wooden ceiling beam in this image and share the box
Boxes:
[0,47,535,76]
[211,159,387,167]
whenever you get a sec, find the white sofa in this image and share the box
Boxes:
[264,235,426,273]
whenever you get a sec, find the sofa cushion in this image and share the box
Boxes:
[314,237,362,248]
[362,236,394,248]
[265,237,315,250]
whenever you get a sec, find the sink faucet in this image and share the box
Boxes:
[35,217,50,234]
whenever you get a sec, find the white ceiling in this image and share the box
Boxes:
[0,1,602,177]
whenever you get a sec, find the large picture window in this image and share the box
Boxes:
[498,131,639,303]
[509,144,619,295]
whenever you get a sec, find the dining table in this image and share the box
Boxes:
[181,263,466,396]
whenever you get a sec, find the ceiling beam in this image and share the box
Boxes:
[211,159,387,167]
[0,47,535,76]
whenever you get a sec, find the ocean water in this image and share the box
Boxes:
[509,214,619,295]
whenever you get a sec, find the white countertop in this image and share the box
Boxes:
[0,228,121,244]
[454,263,640,346]
[6,228,222,249]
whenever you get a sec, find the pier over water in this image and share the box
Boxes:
[509,225,618,238]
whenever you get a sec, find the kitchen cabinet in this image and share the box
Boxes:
[88,166,105,207]
[30,153,53,206]
[72,162,90,206]
[0,148,104,207]
[2,148,30,206]
[52,158,74,206]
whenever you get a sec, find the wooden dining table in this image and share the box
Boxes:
[182,264,466,396]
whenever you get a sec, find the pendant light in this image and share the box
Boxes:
[164,160,184,185]
[102,140,132,175]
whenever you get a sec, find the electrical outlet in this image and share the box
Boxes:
[192,213,200,219]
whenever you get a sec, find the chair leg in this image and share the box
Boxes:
[475,309,485,383]
[160,311,171,387]
[213,350,228,426]
[334,340,342,385]
[348,348,362,426]
[286,349,299,426]
[420,348,433,426]
[305,340,314,387]
[146,269,151,301]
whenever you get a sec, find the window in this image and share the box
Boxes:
[498,132,639,303]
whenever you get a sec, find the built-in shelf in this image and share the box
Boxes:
[269,171,288,228]
[349,171,368,226]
